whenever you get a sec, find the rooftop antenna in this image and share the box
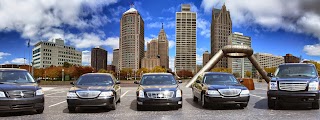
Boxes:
[162,23,164,29]
[130,3,134,8]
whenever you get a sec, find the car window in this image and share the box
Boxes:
[141,75,176,85]
[0,71,35,83]
[76,75,114,86]
[275,65,317,78]
[203,74,239,85]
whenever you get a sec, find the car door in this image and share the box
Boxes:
[112,75,121,101]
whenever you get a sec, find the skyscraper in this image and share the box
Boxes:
[158,24,169,69]
[211,4,232,68]
[203,51,210,66]
[112,49,119,72]
[176,4,196,73]
[119,5,144,71]
[227,32,252,74]
[141,39,160,70]
[91,46,107,71]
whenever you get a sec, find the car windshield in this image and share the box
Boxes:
[274,65,318,78]
[76,75,114,86]
[203,74,239,85]
[0,71,35,83]
[140,74,176,85]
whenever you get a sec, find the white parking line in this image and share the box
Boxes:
[48,101,66,108]
[121,90,130,98]
[45,91,67,96]
[250,94,266,99]
[42,87,55,91]
[255,88,267,91]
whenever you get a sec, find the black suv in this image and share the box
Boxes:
[267,63,320,109]
[0,68,44,113]
[192,72,250,108]
[135,73,183,110]
[67,73,121,112]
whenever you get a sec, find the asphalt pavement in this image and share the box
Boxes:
[0,82,319,120]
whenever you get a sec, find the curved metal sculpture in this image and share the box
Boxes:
[185,45,270,88]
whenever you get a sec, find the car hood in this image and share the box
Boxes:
[139,85,178,91]
[207,84,247,90]
[0,83,39,91]
[272,77,319,82]
[70,85,113,91]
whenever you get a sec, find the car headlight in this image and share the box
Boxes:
[207,90,221,96]
[138,90,144,98]
[36,89,44,96]
[176,90,182,97]
[67,92,78,99]
[0,91,6,98]
[98,91,113,99]
[269,81,278,90]
[308,81,319,91]
[240,90,250,97]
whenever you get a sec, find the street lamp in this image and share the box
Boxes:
[62,69,64,81]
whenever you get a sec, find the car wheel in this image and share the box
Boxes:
[109,98,117,110]
[240,103,248,108]
[137,103,143,111]
[201,94,208,108]
[36,108,44,114]
[267,98,275,109]
[68,106,76,113]
[312,102,319,109]
[193,95,198,102]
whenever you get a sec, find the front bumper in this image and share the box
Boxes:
[0,96,44,112]
[204,95,250,104]
[137,97,182,106]
[67,97,114,107]
[268,90,320,103]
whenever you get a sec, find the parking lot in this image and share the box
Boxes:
[0,82,319,120]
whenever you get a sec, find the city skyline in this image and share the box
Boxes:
[0,0,320,71]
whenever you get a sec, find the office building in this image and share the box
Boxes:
[211,4,232,68]
[227,32,252,74]
[176,4,197,73]
[141,39,160,70]
[112,49,119,72]
[158,24,169,69]
[91,46,108,71]
[119,5,144,71]
[203,51,210,66]
[254,53,284,68]
[32,38,82,68]
[283,54,300,63]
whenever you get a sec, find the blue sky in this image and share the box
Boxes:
[0,0,320,70]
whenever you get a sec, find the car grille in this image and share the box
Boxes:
[218,89,241,96]
[146,91,174,99]
[279,81,308,91]
[7,90,35,98]
[76,91,101,98]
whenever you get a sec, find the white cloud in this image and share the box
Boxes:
[197,18,210,38]
[201,0,222,13]
[1,61,10,65]
[108,53,113,65]
[303,44,320,56]
[196,54,203,65]
[82,50,91,66]
[11,58,27,65]
[197,47,208,53]
[146,21,175,29]
[168,40,175,49]
[169,56,175,71]
[0,52,11,59]
[0,0,118,45]
[66,33,119,49]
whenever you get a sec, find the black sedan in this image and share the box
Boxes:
[192,72,250,108]
[135,73,183,110]
[0,68,44,114]
[67,73,121,112]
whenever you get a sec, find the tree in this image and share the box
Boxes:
[245,71,252,78]
[233,72,240,78]
[63,62,72,68]
[137,68,149,77]
[98,69,108,73]
[210,67,232,73]
[150,66,166,73]
[264,67,277,74]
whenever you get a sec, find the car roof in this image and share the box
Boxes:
[203,72,232,75]
[82,73,113,76]
[279,63,315,66]
[143,73,172,75]
[0,68,28,72]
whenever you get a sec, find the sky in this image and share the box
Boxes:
[0,0,320,70]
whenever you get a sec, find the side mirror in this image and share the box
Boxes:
[134,81,140,84]
[116,81,121,84]
[36,79,41,84]
[267,73,274,77]
[196,80,201,83]
[239,79,244,83]
[178,80,182,83]
[70,82,75,85]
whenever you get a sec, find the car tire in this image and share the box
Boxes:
[193,95,198,102]
[201,94,209,108]
[137,103,143,111]
[36,108,44,114]
[68,106,76,113]
[109,98,117,110]
[117,97,121,103]
[240,103,248,108]
[268,98,275,109]
[312,102,319,109]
